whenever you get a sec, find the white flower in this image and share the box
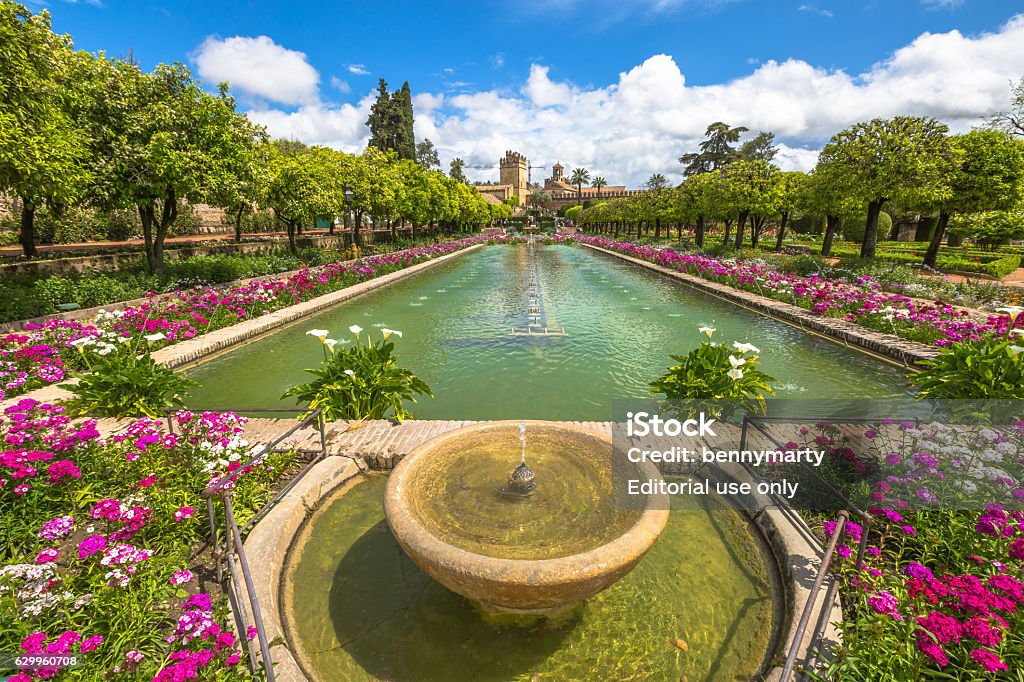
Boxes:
[343,369,355,377]
[698,326,716,337]
[1009,329,1024,336]
[728,355,745,369]
[727,368,744,381]
[381,328,403,339]
[732,341,760,354]
[70,337,94,350]
[143,333,166,343]
[306,329,330,340]
[996,306,1024,317]
[349,325,363,335]
[324,339,338,351]
[1010,345,1024,356]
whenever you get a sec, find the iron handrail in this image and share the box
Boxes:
[159,406,329,681]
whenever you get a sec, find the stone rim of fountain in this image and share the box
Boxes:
[384,420,670,613]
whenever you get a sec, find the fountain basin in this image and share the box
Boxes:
[384,421,669,614]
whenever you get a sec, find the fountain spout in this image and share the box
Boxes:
[507,421,536,494]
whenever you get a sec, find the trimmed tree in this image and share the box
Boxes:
[816,116,959,258]
[922,130,1024,268]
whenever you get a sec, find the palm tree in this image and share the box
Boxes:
[570,167,591,206]
[646,173,668,191]
[590,176,607,200]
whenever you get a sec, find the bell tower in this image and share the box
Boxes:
[499,150,528,200]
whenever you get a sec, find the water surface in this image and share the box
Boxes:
[187,245,907,419]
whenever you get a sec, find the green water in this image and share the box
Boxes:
[403,424,641,560]
[186,245,907,419]
[285,475,780,682]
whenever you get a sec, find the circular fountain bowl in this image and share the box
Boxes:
[384,421,669,617]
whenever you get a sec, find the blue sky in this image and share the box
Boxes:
[34,0,1024,185]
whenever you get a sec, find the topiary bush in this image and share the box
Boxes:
[841,211,892,243]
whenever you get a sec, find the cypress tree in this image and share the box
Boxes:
[366,78,394,152]
[395,82,416,160]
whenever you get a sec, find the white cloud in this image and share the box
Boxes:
[193,36,319,106]
[921,0,964,8]
[330,76,351,93]
[234,15,1024,188]
[798,4,833,18]
[348,64,370,75]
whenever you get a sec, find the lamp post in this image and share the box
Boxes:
[343,183,355,246]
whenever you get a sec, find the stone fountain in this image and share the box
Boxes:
[383,420,669,623]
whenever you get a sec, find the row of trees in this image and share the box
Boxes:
[574,116,1024,266]
[0,2,504,273]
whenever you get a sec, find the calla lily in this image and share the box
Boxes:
[324,339,338,351]
[349,325,363,335]
[996,306,1024,318]
[1010,345,1024,356]
[727,368,744,381]
[728,355,745,369]
[306,329,330,339]
[343,369,356,376]
[70,337,93,350]
[699,326,716,337]
[144,333,166,343]
[1009,329,1024,336]
[733,341,760,354]
[381,328,403,339]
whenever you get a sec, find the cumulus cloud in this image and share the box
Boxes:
[234,15,1024,187]
[347,64,370,75]
[193,36,319,106]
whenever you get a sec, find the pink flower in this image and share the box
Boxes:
[138,474,157,488]
[77,535,107,559]
[170,569,194,586]
[174,506,195,522]
[21,631,47,654]
[39,515,74,540]
[80,635,103,653]
[35,547,59,564]
[125,650,144,663]
[970,649,1007,673]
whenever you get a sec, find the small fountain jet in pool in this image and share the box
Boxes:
[506,421,537,495]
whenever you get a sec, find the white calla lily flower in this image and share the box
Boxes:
[1010,345,1024,356]
[732,341,760,354]
[381,328,403,339]
[727,368,744,381]
[143,333,166,343]
[698,326,716,337]
[728,355,745,369]
[306,329,330,339]
[996,306,1024,317]
[349,325,363,335]
[324,339,338,350]
[343,369,356,376]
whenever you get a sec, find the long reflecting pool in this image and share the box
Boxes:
[186,244,908,419]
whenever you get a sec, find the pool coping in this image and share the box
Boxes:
[0,244,483,411]
[244,420,843,682]
[581,243,940,368]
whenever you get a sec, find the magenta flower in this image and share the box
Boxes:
[174,505,195,522]
[77,534,107,559]
[970,649,1007,673]
[35,547,59,564]
[39,515,74,540]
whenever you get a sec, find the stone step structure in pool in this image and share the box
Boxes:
[510,238,567,337]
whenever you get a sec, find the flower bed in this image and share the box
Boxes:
[0,237,487,403]
[0,399,292,680]
[764,419,1024,678]
[578,236,1011,347]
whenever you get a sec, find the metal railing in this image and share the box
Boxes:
[163,407,329,681]
[737,414,920,681]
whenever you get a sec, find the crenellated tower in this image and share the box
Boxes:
[499,150,529,200]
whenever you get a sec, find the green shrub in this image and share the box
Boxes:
[790,214,825,235]
[61,338,199,417]
[283,327,433,421]
[649,328,776,418]
[908,332,1024,399]
[841,211,892,243]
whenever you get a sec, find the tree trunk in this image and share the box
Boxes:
[734,211,749,249]
[234,205,245,243]
[860,198,886,259]
[923,211,950,269]
[774,212,789,252]
[18,199,37,258]
[353,211,364,247]
[139,204,157,274]
[722,219,732,247]
[822,215,840,257]
[695,215,705,249]
[655,218,661,240]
